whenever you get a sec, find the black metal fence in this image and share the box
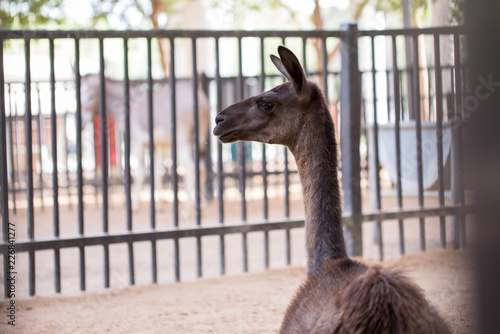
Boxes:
[0,25,472,297]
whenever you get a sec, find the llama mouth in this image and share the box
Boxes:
[218,130,239,143]
[213,123,238,142]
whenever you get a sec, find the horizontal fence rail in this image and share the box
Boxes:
[0,204,474,254]
[0,25,472,298]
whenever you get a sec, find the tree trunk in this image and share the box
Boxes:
[313,0,369,73]
[149,0,170,77]
[432,0,454,97]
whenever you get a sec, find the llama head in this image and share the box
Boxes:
[213,46,317,148]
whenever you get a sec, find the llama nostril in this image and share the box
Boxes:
[215,114,225,125]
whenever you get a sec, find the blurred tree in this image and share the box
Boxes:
[208,0,439,70]
[127,0,184,76]
[375,0,433,26]
[0,0,65,28]
[312,0,370,71]
[208,0,370,70]
[2,0,457,75]
[0,0,184,76]
[450,0,465,23]
[87,0,183,76]
[210,0,299,26]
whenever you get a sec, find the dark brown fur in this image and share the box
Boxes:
[213,46,451,334]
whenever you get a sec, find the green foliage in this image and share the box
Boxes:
[450,0,465,23]
[208,0,298,28]
[375,0,433,16]
[0,0,65,28]
[88,0,120,26]
[0,0,185,30]
[159,0,184,19]
[209,0,294,17]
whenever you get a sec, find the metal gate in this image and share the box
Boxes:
[0,25,472,298]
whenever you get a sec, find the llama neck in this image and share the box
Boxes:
[290,108,348,275]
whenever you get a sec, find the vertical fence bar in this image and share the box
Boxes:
[123,37,134,286]
[215,38,224,224]
[15,91,22,210]
[451,33,465,249]
[283,37,290,219]
[340,23,362,257]
[192,38,201,225]
[404,28,415,123]
[370,36,383,260]
[281,37,291,265]
[302,37,308,75]
[321,37,329,102]
[285,227,291,265]
[392,35,405,255]
[74,38,86,291]
[215,37,226,276]
[169,38,179,228]
[259,37,270,269]
[92,118,99,207]
[170,38,180,281]
[449,67,455,111]
[237,37,248,273]
[237,37,247,222]
[13,91,21,212]
[386,70,391,122]
[201,73,213,203]
[219,232,226,275]
[35,85,44,211]
[146,37,157,284]
[24,38,36,296]
[0,39,12,298]
[196,235,202,278]
[284,149,290,217]
[7,85,16,214]
[427,67,433,121]
[192,38,202,278]
[412,34,426,251]
[260,38,269,221]
[98,37,110,289]
[146,37,155,226]
[62,112,71,207]
[236,38,247,224]
[264,227,270,269]
[174,238,180,282]
[433,33,446,249]
[401,70,407,121]
[457,42,466,250]
[49,38,61,293]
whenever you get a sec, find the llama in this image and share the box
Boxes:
[80,75,210,210]
[213,46,451,333]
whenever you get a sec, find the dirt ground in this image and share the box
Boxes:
[0,186,477,333]
[1,250,476,333]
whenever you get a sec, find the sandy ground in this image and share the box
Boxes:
[1,250,476,333]
[0,185,477,333]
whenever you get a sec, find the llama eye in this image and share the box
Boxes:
[258,101,273,111]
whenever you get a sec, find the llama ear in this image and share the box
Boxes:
[277,46,311,100]
[270,55,292,82]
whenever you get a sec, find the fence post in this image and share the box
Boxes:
[450,117,465,250]
[0,40,8,225]
[0,40,12,298]
[451,34,465,250]
[340,22,363,257]
[200,72,214,201]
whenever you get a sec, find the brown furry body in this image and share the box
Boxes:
[281,259,451,333]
